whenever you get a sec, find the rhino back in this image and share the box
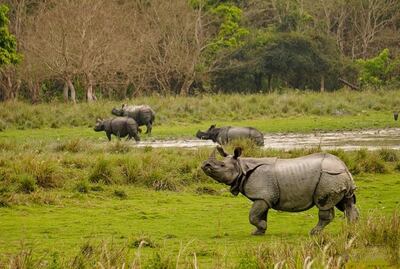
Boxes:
[223,127,264,145]
[273,154,324,211]
[123,105,154,126]
[109,117,130,136]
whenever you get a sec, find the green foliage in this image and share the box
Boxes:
[356,49,399,89]
[0,4,21,68]
[212,31,342,91]
[207,4,249,55]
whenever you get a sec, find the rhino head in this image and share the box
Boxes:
[111,107,124,117]
[94,118,105,132]
[201,146,242,185]
[196,124,219,141]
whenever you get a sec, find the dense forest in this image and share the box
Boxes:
[0,0,400,102]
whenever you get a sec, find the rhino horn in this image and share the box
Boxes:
[216,145,228,157]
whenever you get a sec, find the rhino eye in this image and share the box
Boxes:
[221,164,225,167]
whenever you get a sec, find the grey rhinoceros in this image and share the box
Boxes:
[196,125,264,146]
[94,117,140,142]
[201,146,359,235]
[111,104,155,134]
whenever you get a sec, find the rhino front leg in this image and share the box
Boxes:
[106,132,112,141]
[310,208,334,235]
[145,123,152,134]
[249,200,269,236]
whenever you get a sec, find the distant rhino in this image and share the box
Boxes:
[112,104,155,134]
[94,117,140,142]
[196,125,264,146]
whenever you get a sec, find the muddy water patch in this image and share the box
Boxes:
[134,128,400,151]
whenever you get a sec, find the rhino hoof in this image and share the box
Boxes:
[251,229,266,236]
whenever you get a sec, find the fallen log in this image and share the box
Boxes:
[339,78,359,91]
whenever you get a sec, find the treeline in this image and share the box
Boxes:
[0,0,400,102]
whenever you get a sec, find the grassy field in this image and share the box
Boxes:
[1,91,400,268]
[1,90,400,135]
[0,135,399,268]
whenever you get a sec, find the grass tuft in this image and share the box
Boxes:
[113,189,127,199]
[378,148,399,162]
[17,174,36,194]
[74,180,89,193]
[89,158,114,184]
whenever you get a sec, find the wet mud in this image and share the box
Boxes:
[135,128,400,151]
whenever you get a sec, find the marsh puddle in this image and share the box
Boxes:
[135,128,400,151]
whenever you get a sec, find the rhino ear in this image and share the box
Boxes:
[216,145,228,157]
[233,147,242,159]
[209,124,216,130]
[96,118,101,122]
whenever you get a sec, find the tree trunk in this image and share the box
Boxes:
[267,74,272,92]
[66,78,76,103]
[320,75,325,92]
[63,81,69,102]
[30,82,40,104]
[86,73,95,102]
[179,77,193,96]
[254,73,262,91]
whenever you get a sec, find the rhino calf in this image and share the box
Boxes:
[201,146,359,235]
[196,125,264,146]
[94,117,140,142]
[112,104,155,134]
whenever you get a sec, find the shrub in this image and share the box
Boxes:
[17,174,36,193]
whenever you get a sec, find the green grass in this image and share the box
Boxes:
[1,90,400,134]
[2,89,400,267]
[0,174,399,268]
[0,135,400,267]
[0,111,398,142]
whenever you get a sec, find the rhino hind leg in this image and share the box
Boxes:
[336,195,359,222]
[310,208,334,235]
[249,200,269,235]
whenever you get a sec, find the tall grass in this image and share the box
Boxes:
[1,89,400,131]
[0,138,399,206]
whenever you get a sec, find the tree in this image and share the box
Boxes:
[0,4,22,101]
[356,48,399,89]
[22,0,132,102]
